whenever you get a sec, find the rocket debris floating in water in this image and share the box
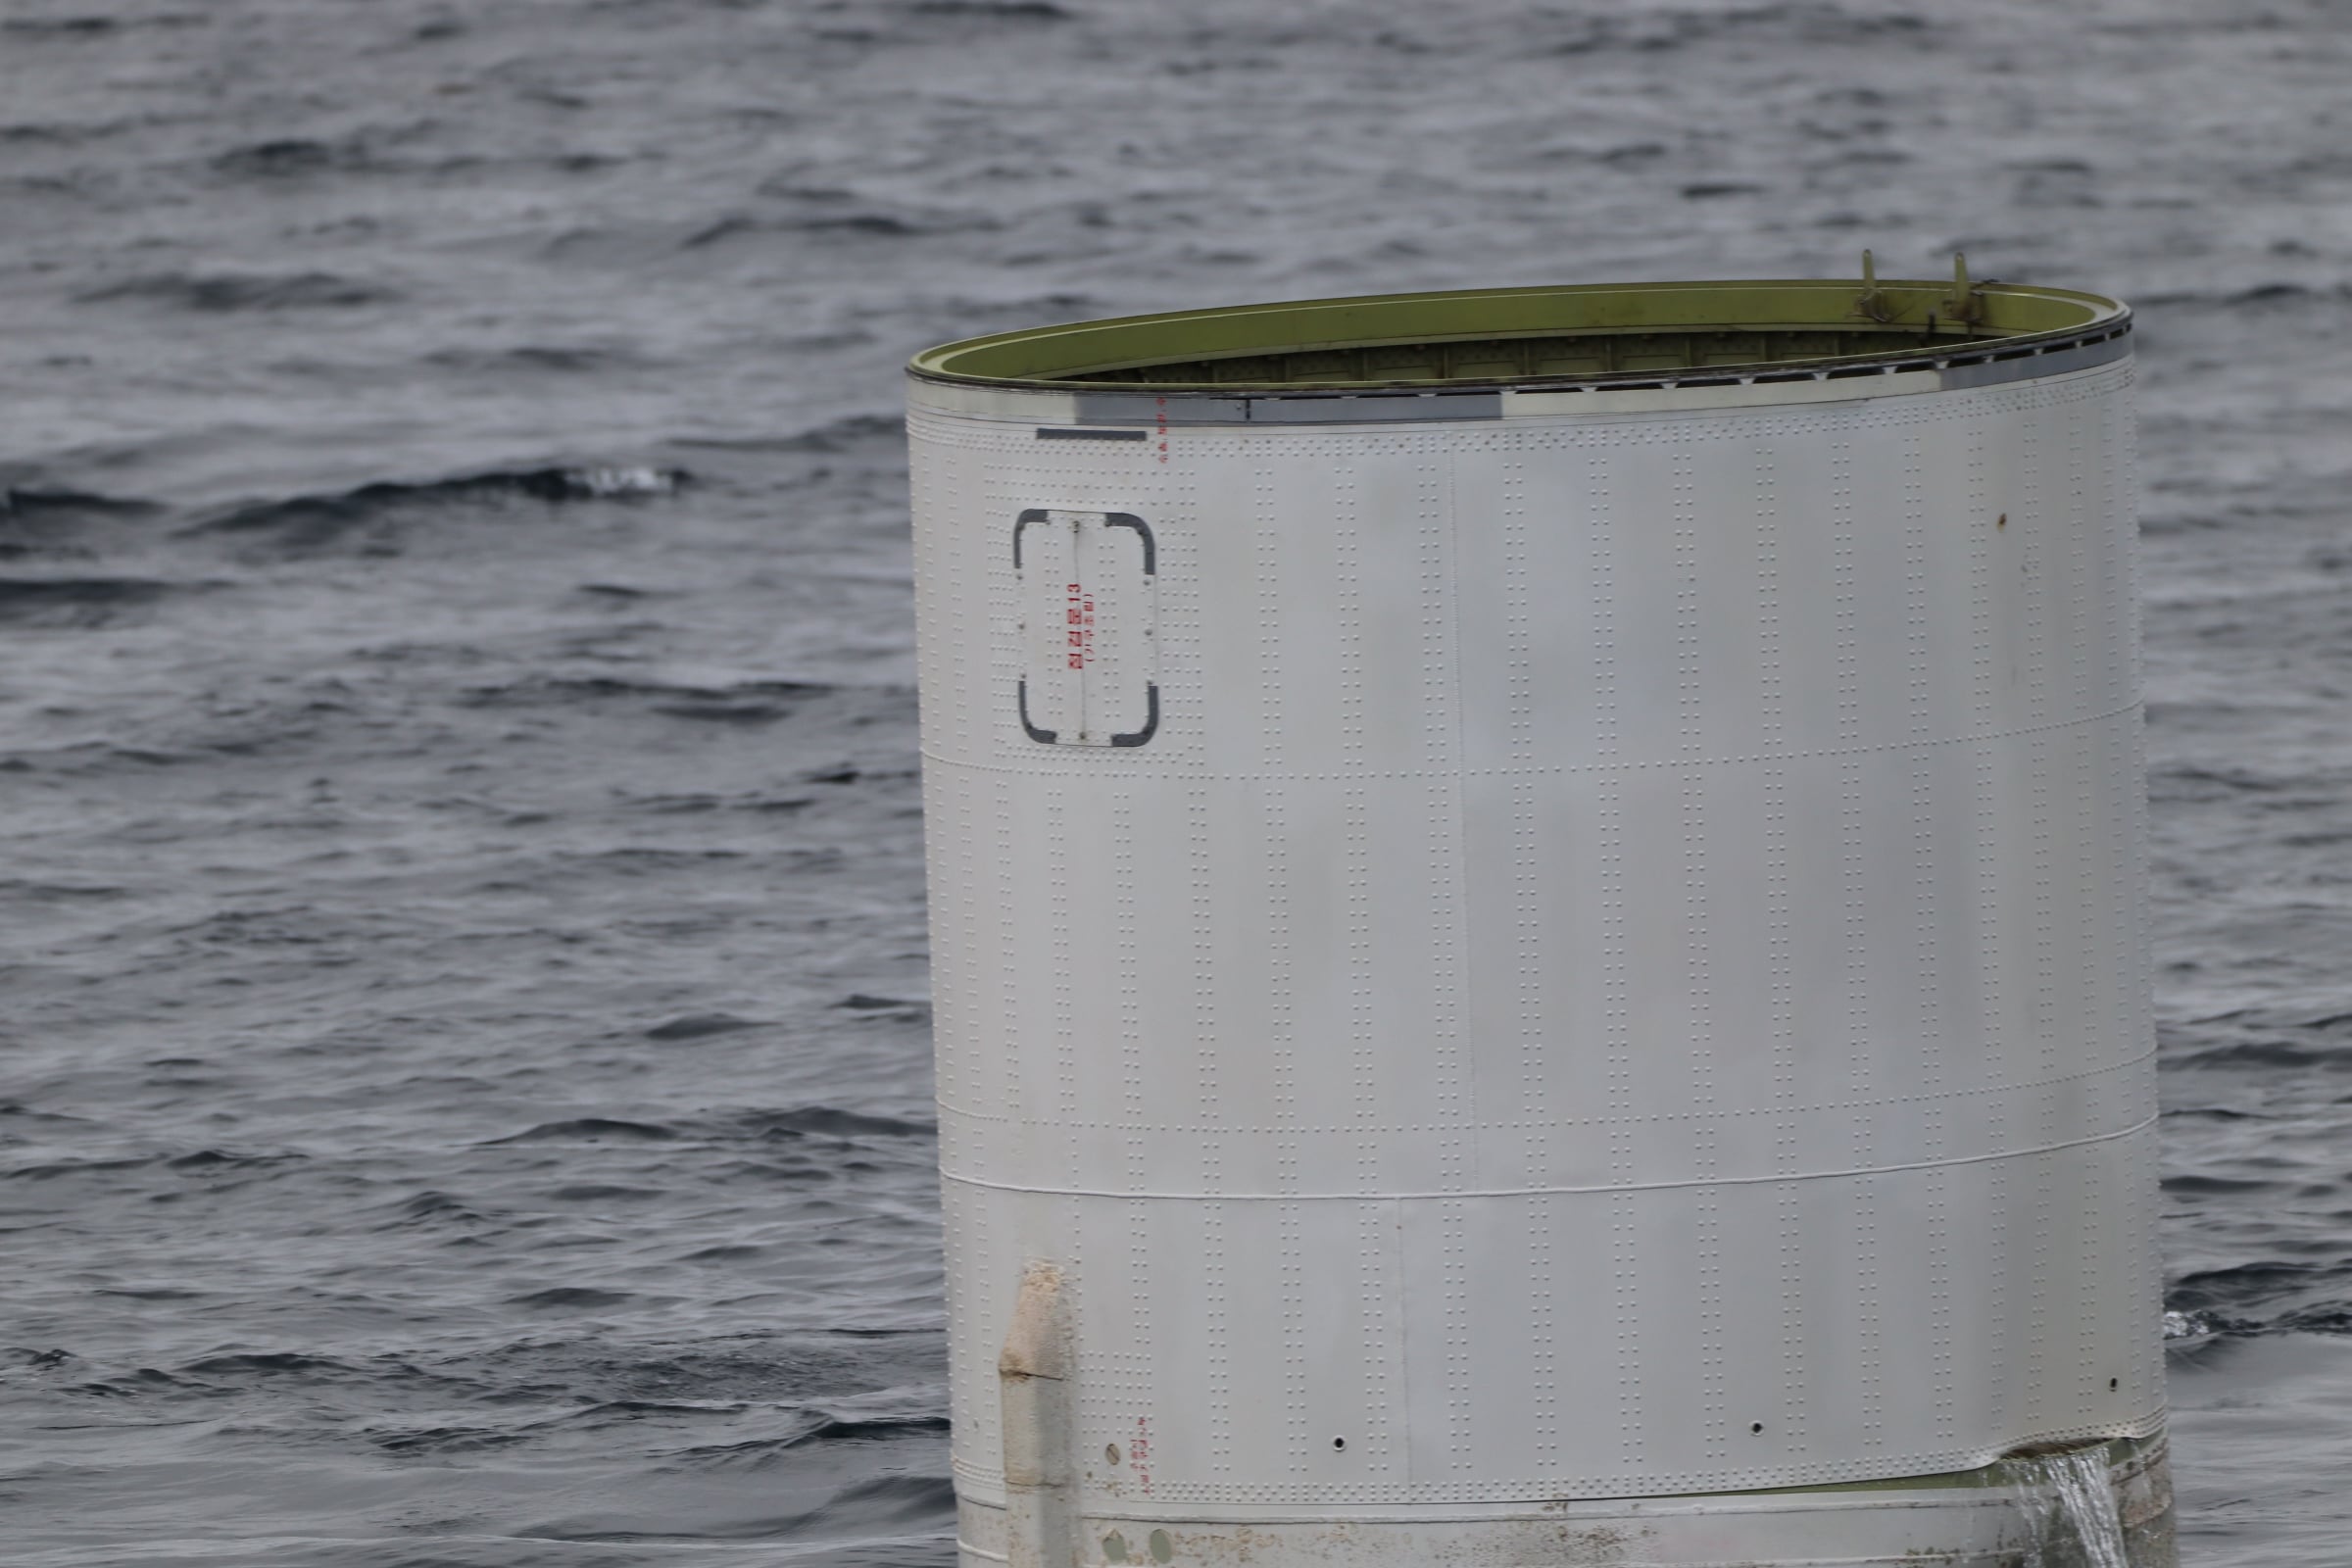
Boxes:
[907,270,2174,1566]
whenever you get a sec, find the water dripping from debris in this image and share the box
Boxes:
[2010,1446,2132,1568]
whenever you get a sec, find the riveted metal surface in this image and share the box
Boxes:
[956,1435,2174,1566]
[910,316,2162,1559]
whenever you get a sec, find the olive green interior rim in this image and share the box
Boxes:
[908,278,2129,392]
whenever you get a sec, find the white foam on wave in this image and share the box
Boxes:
[564,466,679,497]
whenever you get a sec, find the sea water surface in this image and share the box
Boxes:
[1,1,2348,1563]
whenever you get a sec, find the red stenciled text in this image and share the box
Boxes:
[1065,582,1096,669]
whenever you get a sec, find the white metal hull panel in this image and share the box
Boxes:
[955,1430,2177,1565]
[909,355,2160,1510]
[943,1121,2158,1505]
[909,367,2141,783]
[929,710,2152,1202]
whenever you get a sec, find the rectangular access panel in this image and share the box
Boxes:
[1014,508,1158,747]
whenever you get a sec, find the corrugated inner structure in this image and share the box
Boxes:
[1072,325,1996,384]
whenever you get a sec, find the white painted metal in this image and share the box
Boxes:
[953,1435,2176,1567]
[907,314,2162,1566]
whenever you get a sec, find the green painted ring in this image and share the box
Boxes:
[909,277,2128,392]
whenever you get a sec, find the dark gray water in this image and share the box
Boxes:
[1,2,2346,1562]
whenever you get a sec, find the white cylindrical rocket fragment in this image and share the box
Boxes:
[907,275,2173,1567]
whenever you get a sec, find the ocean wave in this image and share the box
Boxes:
[2165,1003,2352,1070]
[383,1191,492,1228]
[422,344,645,373]
[181,1350,361,1379]
[366,1421,537,1455]
[666,412,904,457]
[189,466,687,545]
[721,1107,937,1140]
[77,270,401,311]
[2,13,203,37]
[662,1412,952,1470]
[0,574,181,625]
[1,17,122,37]
[477,672,825,701]
[488,1118,683,1145]
[679,207,999,250]
[1548,4,1935,57]
[452,1332,944,1410]
[0,485,162,556]
[780,413,904,452]
[0,485,157,515]
[835,994,925,1013]
[484,1106,935,1146]
[2171,1039,2340,1069]
[455,672,827,725]
[752,1473,958,1539]
[206,121,446,181]
[2135,280,2352,309]
[6,1154,161,1182]
[534,1473,956,1544]
[167,1150,310,1172]
[507,1287,642,1311]
[906,0,1072,19]
[644,1014,771,1042]
[577,1397,752,1417]
[2171,1259,2344,1315]
[622,792,816,815]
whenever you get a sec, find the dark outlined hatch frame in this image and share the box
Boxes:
[1013,508,1159,748]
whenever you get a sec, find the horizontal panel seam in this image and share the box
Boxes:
[940,1113,2155,1200]
[946,1412,2167,1501]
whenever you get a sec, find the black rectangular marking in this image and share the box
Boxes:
[1036,426,1149,441]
